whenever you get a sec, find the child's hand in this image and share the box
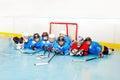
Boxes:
[71,49,78,55]
[32,46,36,50]
[73,49,78,53]
[54,50,59,54]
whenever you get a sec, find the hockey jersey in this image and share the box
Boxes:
[89,41,102,55]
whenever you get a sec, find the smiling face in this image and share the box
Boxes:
[58,41,64,46]
[33,33,40,42]
[84,37,92,46]
[86,41,91,46]
[34,38,40,42]
[43,36,48,41]
[49,38,55,43]
[77,42,81,48]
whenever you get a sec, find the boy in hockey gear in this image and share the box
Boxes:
[54,36,70,55]
[59,31,72,45]
[85,37,114,57]
[70,36,86,56]
[31,33,43,50]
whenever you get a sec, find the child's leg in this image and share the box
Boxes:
[102,46,109,55]
[13,37,19,44]
[108,48,114,54]
[103,46,114,55]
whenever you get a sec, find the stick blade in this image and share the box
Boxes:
[72,59,86,62]
[34,62,48,66]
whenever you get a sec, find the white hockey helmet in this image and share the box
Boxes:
[22,32,29,42]
[77,36,84,43]
[22,32,29,37]
[59,31,66,35]
[49,34,55,38]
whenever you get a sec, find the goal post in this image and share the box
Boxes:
[49,22,78,41]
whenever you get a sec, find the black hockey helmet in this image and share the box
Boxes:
[33,33,40,39]
[84,37,92,42]
[58,36,65,42]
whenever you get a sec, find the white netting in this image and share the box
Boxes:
[68,24,77,40]
[50,24,66,38]
[50,22,78,41]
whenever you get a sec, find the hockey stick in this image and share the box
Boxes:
[19,49,41,55]
[37,51,51,59]
[36,50,48,59]
[23,50,40,54]
[34,53,56,66]
[37,50,47,56]
[37,47,51,58]
[72,56,104,62]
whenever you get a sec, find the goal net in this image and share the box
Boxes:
[49,22,78,41]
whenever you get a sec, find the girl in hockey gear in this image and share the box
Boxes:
[85,37,114,57]
[54,36,70,55]
[59,31,72,45]
[42,32,49,41]
[41,32,50,50]
[47,34,56,52]
[70,36,89,56]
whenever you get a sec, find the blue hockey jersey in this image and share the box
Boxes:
[53,43,70,55]
[24,38,33,49]
[64,36,72,45]
[89,41,102,55]
[33,41,43,50]
[48,41,56,48]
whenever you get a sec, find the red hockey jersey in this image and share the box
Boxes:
[71,42,89,56]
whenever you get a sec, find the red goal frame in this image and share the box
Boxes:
[49,22,78,40]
